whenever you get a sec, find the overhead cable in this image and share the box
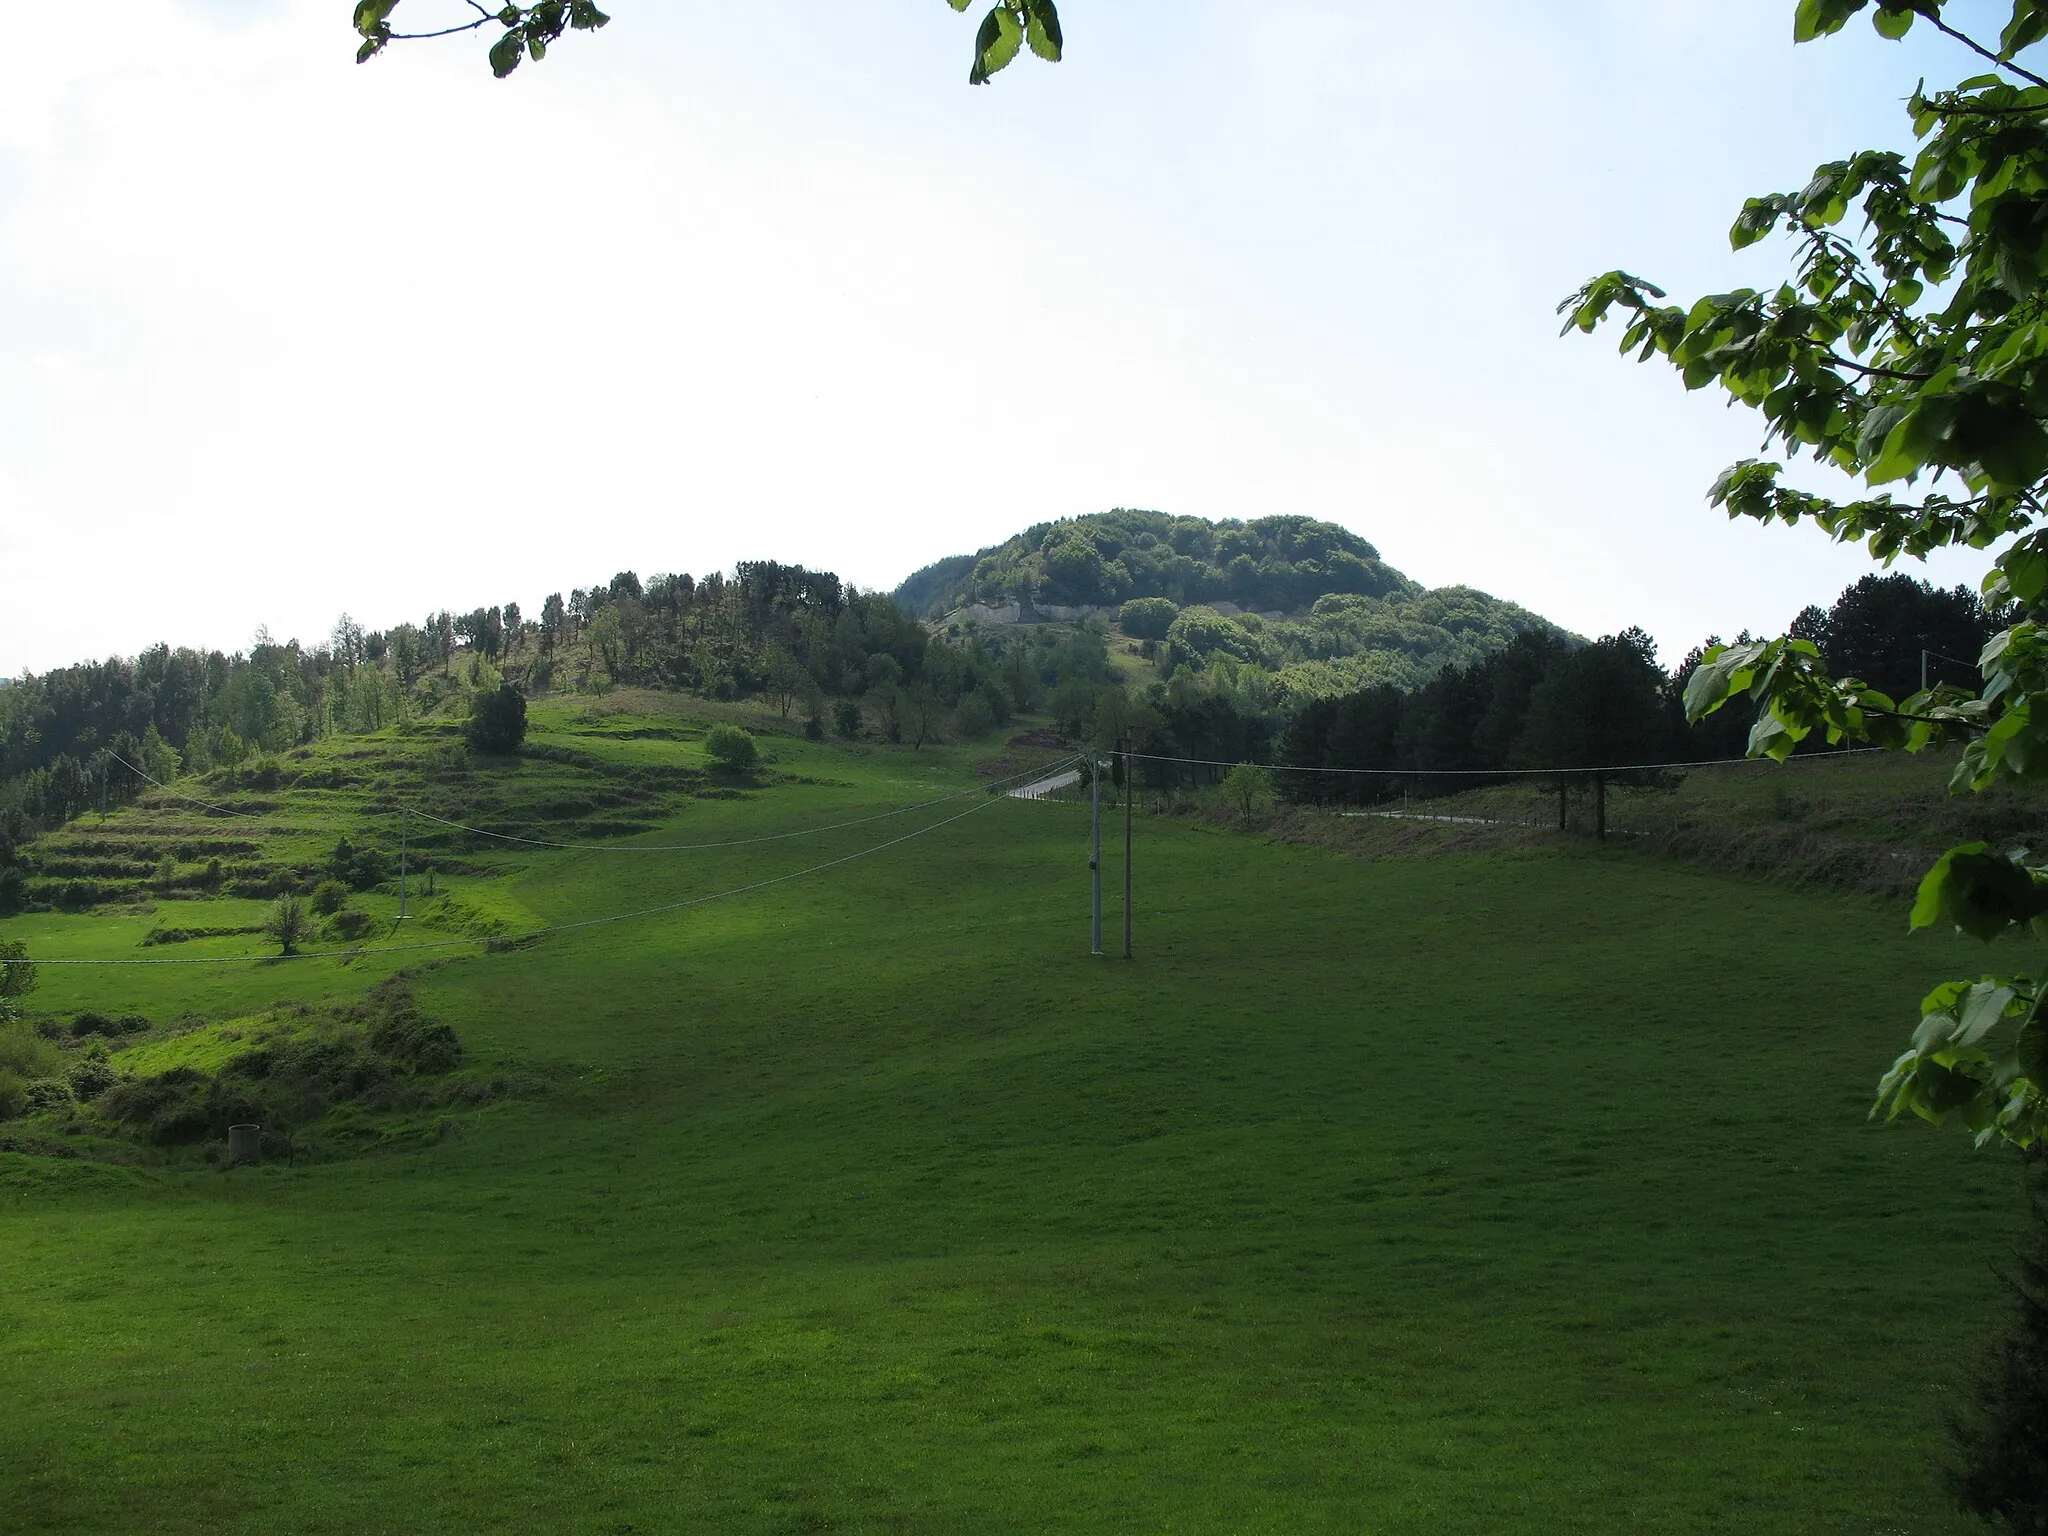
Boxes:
[1126,746,1887,778]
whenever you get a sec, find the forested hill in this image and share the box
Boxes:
[893,509,1418,617]
[893,508,1565,699]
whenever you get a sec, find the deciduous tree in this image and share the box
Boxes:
[1565,0,2048,1152]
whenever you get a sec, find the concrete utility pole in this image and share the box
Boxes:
[1122,739,1133,960]
[1090,753,1104,956]
[397,805,408,921]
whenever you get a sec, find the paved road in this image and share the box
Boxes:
[1010,768,1081,801]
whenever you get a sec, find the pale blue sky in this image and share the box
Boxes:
[0,1,2010,672]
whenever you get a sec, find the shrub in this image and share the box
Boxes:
[467,682,528,755]
[69,1056,118,1102]
[326,909,376,942]
[370,1007,464,1074]
[704,723,759,772]
[310,879,350,916]
[24,1078,73,1114]
[833,699,863,739]
[954,690,996,739]
[70,1011,148,1039]
[0,1069,24,1122]
[1119,596,1179,640]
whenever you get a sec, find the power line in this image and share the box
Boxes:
[1127,746,1887,778]
[2,790,1018,968]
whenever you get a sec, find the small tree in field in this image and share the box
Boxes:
[704,723,758,773]
[467,682,528,755]
[1221,762,1272,826]
[265,895,309,957]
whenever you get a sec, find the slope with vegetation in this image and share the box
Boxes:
[0,688,2029,1531]
[897,508,1566,700]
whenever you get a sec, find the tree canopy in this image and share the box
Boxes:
[1566,0,2048,1152]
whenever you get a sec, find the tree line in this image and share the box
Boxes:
[1267,573,2002,801]
[0,556,1129,870]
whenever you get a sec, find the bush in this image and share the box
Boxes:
[833,699,863,739]
[69,1011,148,1040]
[1119,596,1180,640]
[369,1007,464,1074]
[467,682,528,755]
[310,879,350,916]
[954,690,996,739]
[69,1056,118,1102]
[24,1078,73,1114]
[326,909,376,942]
[704,723,759,772]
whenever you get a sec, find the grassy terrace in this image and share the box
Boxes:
[0,701,2030,1532]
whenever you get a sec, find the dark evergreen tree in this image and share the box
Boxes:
[1951,1159,2048,1536]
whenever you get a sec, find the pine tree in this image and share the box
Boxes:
[1952,1158,2048,1534]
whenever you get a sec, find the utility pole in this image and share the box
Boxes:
[398,805,408,921]
[1922,648,1929,693]
[1122,738,1133,960]
[1090,753,1103,956]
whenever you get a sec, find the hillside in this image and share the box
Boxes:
[894,508,1566,697]
[0,704,2019,1531]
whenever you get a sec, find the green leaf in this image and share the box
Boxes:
[1913,844,1979,931]
[1023,0,1063,61]
[1913,843,2048,941]
[2019,1012,2048,1082]
[1795,0,1868,42]
[969,5,1025,84]
[2003,1,2048,58]
[489,27,524,77]
[1956,982,2018,1047]
[353,0,400,33]
[1872,4,1914,39]
[945,0,972,11]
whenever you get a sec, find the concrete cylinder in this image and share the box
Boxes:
[228,1123,262,1167]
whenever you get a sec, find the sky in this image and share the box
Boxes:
[0,0,2014,674]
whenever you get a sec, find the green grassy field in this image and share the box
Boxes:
[0,704,2031,1532]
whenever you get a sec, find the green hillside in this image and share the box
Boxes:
[894,509,1566,697]
[0,703,2024,1532]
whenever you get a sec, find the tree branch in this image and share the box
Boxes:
[1927,13,2048,92]
[1823,350,1937,381]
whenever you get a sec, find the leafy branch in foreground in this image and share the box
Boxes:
[1567,0,2048,1151]
[351,0,1061,83]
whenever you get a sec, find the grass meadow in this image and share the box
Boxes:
[0,702,2032,1532]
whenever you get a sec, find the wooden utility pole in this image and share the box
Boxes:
[1122,738,1133,960]
[1090,754,1103,956]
